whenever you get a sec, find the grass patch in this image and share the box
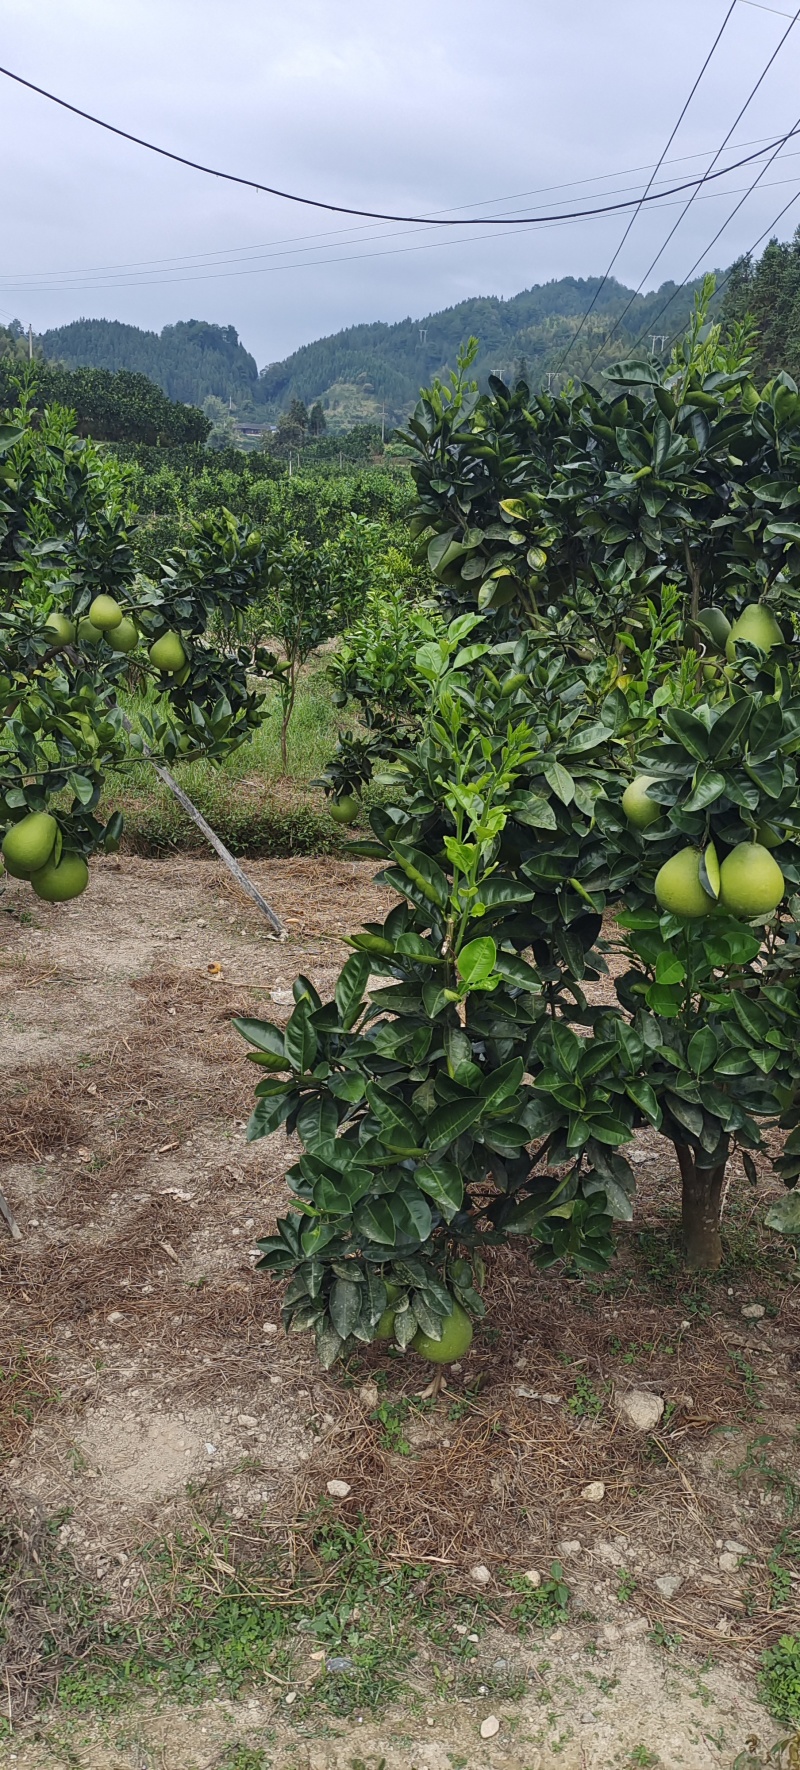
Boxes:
[103,667,352,857]
[759,1633,800,1726]
[1,1500,570,1732]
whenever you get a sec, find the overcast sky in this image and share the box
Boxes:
[2,0,800,368]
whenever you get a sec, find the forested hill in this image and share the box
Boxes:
[36,272,720,431]
[39,318,260,409]
[257,274,719,424]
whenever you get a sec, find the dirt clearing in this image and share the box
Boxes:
[1,856,799,1770]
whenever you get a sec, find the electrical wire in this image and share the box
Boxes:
[554,0,738,371]
[627,106,800,356]
[5,166,800,301]
[587,3,800,370]
[0,128,793,293]
[654,174,800,357]
[0,61,799,230]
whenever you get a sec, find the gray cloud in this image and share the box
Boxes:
[2,0,799,365]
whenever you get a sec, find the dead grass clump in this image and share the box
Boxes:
[0,1349,56,1466]
[0,1074,91,1163]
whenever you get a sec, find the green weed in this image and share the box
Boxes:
[616,1568,638,1604]
[508,1562,571,1631]
[566,1375,606,1420]
[759,1634,800,1725]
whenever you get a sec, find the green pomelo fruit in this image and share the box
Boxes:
[77,617,104,648]
[31,850,89,903]
[105,616,139,654]
[2,811,58,878]
[412,1300,473,1364]
[330,795,359,825]
[719,842,784,916]
[88,594,123,631]
[702,842,721,899]
[756,821,781,850]
[622,774,661,830]
[654,848,712,919]
[173,662,191,686]
[45,611,76,646]
[149,631,187,673]
[373,1282,401,1342]
[696,607,731,651]
[726,603,783,661]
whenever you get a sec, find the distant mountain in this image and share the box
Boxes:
[257,273,722,427]
[37,273,722,431]
[40,318,260,410]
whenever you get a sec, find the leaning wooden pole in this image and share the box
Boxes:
[120,720,288,940]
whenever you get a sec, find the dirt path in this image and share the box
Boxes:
[1,856,798,1770]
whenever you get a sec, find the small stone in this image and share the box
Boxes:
[615,1388,664,1432]
[725,1540,749,1556]
[718,1552,740,1573]
[359,1382,379,1409]
[263,1322,278,1336]
[106,1311,124,1324]
[579,1711,597,1725]
[594,1538,625,1565]
[454,1623,468,1635]
[326,1479,351,1498]
[558,1539,582,1556]
[523,1569,541,1587]
[581,1481,605,1503]
[741,1304,765,1319]
[480,1715,500,1740]
[284,1691,297,1705]
[468,1632,479,1642]
[623,1616,649,1638]
[205,1442,217,1456]
[450,1362,463,1374]
[237,1414,258,1428]
[326,1655,352,1672]
[602,1624,620,1643]
[655,1574,683,1599]
[470,1563,492,1585]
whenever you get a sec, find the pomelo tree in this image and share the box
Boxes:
[0,400,271,902]
[238,295,800,1367]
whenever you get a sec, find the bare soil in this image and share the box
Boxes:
[1,855,799,1770]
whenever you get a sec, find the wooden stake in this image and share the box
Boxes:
[120,718,288,940]
[0,1187,22,1240]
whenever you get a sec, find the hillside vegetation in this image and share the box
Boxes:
[39,317,260,409]
[28,272,720,431]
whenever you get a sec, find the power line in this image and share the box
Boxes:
[5,139,800,296]
[6,166,800,301]
[630,106,800,356]
[555,0,738,371]
[1,128,792,292]
[587,3,800,370]
[656,169,800,358]
[0,61,799,231]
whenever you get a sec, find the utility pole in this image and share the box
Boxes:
[650,334,666,354]
[28,323,33,360]
[381,400,386,445]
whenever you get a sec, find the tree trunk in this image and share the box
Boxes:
[675,1142,726,1270]
[280,670,297,775]
[683,535,701,626]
